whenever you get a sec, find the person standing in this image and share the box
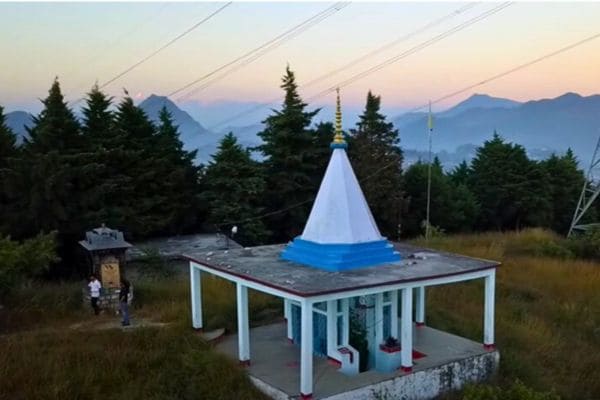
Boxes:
[119,279,131,326]
[88,275,102,315]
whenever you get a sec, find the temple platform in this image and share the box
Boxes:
[215,322,499,400]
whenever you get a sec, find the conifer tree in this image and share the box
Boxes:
[0,106,19,235]
[403,158,478,236]
[202,133,268,245]
[470,132,551,230]
[14,79,95,276]
[18,79,89,238]
[541,149,585,234]
[449,160,471,185]
[153,107,202,234]
[82,84,114,148]
[348,91,403,238]
[257,66,321,241]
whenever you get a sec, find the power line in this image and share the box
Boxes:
[302,2,480,90]
[306,2,513,102]
[408,31,600,112]
[170,2,350,100]
[215,153,401,227]
[72,2,232,105]
[207,2,506,131]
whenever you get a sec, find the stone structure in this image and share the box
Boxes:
[186,91,500,399]
[80,224,132,311]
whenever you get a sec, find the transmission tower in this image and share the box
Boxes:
[568,136,600,237]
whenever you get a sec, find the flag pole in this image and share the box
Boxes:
[425,101,433,242]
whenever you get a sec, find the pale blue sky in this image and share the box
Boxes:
[1,2,600,114]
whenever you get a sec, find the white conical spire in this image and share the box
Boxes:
[281,89,400,271]
[301,148,383,244]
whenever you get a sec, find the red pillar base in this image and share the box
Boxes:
[193,327,204,333]
[287,338,294,344]
[483,343,496,351]
[400,366,413,373]
[415,322,425,327]
[239,360,251,367]
[300,393,313,400]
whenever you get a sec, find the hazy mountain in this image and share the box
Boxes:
[5,111,33,143]
[440,93,520,117]
[138,94,211,148]
[394,92,600,165]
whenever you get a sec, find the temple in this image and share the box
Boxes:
[185,90,500,400]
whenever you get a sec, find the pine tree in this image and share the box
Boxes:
[541,149,585,234]
[82,84,114,148]
[111,96,164,237]
[348,91,403,238]
[0,106,19,235]
[449,160,471,185]
[470,132,551,230]
[403,157,478,236]
[18,79,89,238]
[202,133,268,245]
[153,107,202,234]
[257,66,322,241]
[25,78,83,153]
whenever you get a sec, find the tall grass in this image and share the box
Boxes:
[415,229,600,400]
[2,230,598,399]
[0,272,280,400]
[0,326,268,400]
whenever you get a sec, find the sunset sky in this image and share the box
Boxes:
[2,1,600,116]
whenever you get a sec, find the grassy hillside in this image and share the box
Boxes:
[1,229,598,399]
[416,229,599,399]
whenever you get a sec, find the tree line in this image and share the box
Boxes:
[0,67,590,278]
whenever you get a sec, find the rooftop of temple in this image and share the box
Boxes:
[183,242,499,297]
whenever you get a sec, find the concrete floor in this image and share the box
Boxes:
[215,321,491,399]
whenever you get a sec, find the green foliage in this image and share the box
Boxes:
[0,105,19,235]
[461,381,560,400]
[202,132,269,245]
[348,91,403,238]
[0,232,58,297]
[403,158,478,236]
[257,66,324,241]
[567,225,600,259]
[540,149,585,234]
[469,133,552,230]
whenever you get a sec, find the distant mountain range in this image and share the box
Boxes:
[394,92,600,165]
[5,92,600,167]
[5,111,33,144]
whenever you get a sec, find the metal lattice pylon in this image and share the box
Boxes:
[568,136,600,237]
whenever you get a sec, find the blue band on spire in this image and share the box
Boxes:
[330,142,348,149]
[281,237,401,271]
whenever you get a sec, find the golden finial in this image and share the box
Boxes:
[332,88,346,147]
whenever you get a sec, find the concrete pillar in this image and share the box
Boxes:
[326,300,337,356]
[190,263,203,330]
[484,270,496,349]
[375,292,384,345]
[341,298,350,345]
[285,299,293,340]
[390,290,398,338]
[401,287,413,372]
[415,286,426,326]
[300,300,314,398]
[236,283,250,365]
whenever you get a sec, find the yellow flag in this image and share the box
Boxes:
[427,101,433,131]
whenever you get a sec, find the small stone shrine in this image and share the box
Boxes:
[80,224,132,310]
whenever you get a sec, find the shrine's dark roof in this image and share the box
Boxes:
[184,242,500,297]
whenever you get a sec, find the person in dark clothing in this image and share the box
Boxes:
[119,279,131,326]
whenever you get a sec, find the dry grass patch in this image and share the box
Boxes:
[415,229,600,400]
